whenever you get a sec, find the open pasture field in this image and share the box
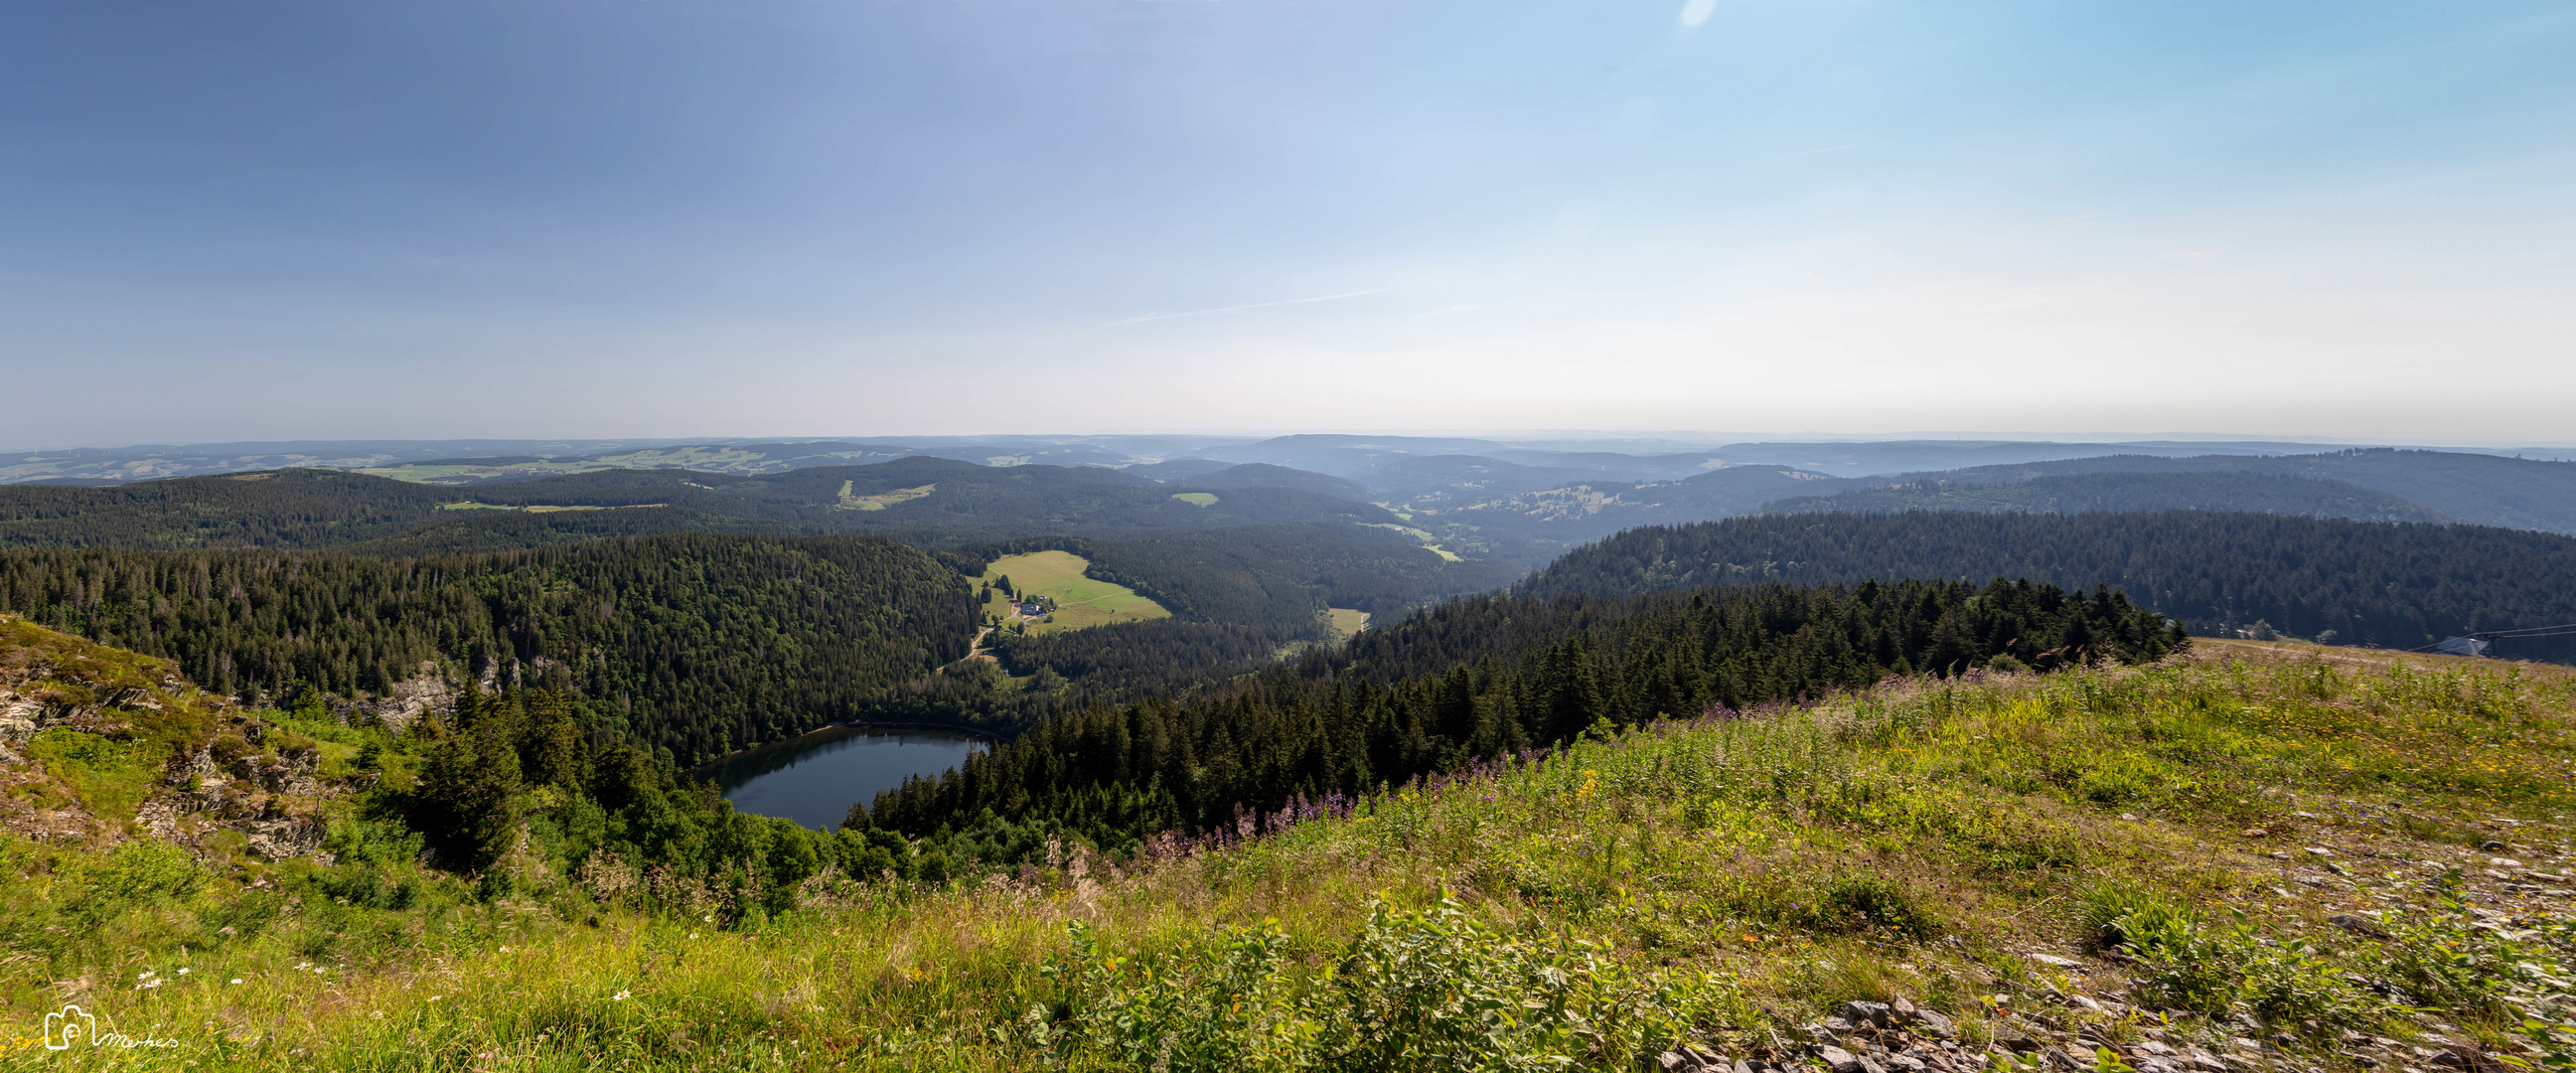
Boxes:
[979,549,1170,634]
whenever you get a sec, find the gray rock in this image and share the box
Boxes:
[1915,1010,1958,1038]
[242,814,327,860]
[1817,1045,1890,1073]
[1842,1001,1896,1028]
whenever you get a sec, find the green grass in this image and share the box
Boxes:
[1324,607,1370,640]
[979,550,1170,634]
[1168,492,1219,508]
[8,642,2576,1069]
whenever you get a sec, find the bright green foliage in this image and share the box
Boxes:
[1037,898,1734,1072]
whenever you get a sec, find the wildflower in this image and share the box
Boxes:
[139,970,155,980]
[499,946,509,953]
[613,991,631,1001]
[431,996,443,1002]
[176,968,190,975]
[229,978,243,985]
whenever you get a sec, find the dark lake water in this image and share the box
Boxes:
[703,725,983,832]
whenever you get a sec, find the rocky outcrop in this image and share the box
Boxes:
[349,662,455,733]
[0,690,40,765]
[0,617,343,861]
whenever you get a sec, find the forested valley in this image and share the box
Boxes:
[0,522,1497,765]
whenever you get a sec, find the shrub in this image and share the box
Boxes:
[67,839,201,924]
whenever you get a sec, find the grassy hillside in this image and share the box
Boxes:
[5,632,2570,1070]
[1527,512,2576,663]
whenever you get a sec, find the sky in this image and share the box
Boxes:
[4,0,2573,448]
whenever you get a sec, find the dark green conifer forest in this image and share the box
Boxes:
[1528,512,2576,662]
[0,536,982,763]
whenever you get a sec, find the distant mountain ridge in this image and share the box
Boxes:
[13,438,2576,568]
[1772,449,2576,535]
[1763,471,2448,526]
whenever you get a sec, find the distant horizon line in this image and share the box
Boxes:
[10,431,2576,455]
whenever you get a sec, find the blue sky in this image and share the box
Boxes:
[4,1,2572,446]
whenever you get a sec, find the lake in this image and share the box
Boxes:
[702,725,983,832]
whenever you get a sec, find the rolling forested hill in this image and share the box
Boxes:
[0,456,1402,553]
[1525,511,2576,662]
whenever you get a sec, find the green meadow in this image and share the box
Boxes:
[979,550,1171,634]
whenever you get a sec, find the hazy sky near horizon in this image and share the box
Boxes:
[5,1,2573,448]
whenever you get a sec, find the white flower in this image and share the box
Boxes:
[612,991,630,1001]
[430,996,443,1002]
[498,946,509,953]
[229,978,243,985]
[138,971,154,980]
[176,968,190,976]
